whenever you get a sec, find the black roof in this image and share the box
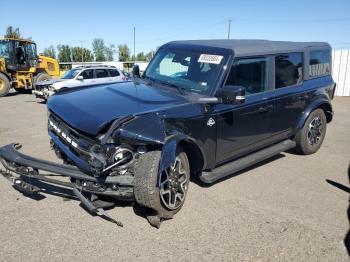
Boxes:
[166,39,330,57]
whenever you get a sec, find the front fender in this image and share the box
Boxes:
[297,98,333,129]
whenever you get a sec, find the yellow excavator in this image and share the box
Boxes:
[0,38,60,96]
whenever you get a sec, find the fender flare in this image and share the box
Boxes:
[159,134,206,176]
[296,99,333,130]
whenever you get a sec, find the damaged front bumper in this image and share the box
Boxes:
[32,87,54,100]
[0,143,134,200]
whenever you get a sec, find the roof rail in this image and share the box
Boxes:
[74,65,117,69]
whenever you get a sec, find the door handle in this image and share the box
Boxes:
[258,105,273,113]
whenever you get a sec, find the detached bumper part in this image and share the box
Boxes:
[0,143,133,226]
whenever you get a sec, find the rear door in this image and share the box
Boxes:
[94,69,110,84]
[270,52,306,140]
[215,56,276,164]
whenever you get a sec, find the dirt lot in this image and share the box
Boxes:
[0,91,349,261]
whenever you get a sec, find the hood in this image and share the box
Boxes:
[47,81,188,136]
[36,78,67,86]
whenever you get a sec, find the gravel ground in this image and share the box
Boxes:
[0,91,349,261]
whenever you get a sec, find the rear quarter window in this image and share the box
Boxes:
[309,49,331,78]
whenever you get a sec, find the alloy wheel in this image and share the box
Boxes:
[307,116,323,146]
[159,157,189,210]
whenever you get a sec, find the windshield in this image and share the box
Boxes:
[61,68,81,79]
[144,49,226,95]
[0,40,11,59]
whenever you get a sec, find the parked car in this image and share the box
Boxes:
[32,65,127,100]
[0,40,335,228]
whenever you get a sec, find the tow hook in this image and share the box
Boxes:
[13,178,40,195]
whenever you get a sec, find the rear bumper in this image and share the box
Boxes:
[0,144,134,200]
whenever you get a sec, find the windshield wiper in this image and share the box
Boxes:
[163,81,186,95]
[144,76,186,95]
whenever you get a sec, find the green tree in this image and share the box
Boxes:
[104,44,115,61]
[57,44,72,62]
[4,26,21,39]
[71,47,94,62]
[42,45,56,59]
[92,38,106,61]
[131,52,149,62]
[145,51,154,62]
[118,44,130,62]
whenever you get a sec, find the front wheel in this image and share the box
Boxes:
[134,148,190,227]
[0,73,10,97]
[295,109,327,155]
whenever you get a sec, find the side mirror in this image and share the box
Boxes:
[77,75,84,80]
[132,64,141,78]
[217,85,246,104]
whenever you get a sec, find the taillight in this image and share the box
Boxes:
[122,76,127,81]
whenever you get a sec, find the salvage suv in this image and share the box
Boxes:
[0,40,335,227]
[33,65,127,100]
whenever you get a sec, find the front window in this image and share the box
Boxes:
[61,69,81,79]
[144,49,226,95]
[225,57,268,95]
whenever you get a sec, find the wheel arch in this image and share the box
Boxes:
[0,71,11,82]
[160,135,206,177]
[178,139,205,174]
[297,100,333,130]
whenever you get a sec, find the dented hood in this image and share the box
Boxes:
[47,81,188,136]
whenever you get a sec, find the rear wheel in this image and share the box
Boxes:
[0,73,10,97]
[134,148,190,227]
[295,109,327,155]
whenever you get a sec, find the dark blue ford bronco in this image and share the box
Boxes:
[0,40,335,227]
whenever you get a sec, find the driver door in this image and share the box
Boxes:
[78,69,95,86]
[215,57,276,165]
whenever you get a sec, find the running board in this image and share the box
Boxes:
[199,139,296,184]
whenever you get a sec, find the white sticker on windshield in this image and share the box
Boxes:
[198,54,223,64]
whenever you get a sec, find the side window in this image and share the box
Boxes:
[275,53,303,88]
[309,49,331,78]
[225,57,268,95]
[95,69,109,78]
[80,69,94,79]
[109,69,120,77]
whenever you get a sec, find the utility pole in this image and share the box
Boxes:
[227,18,232,39]
[133,26,136,64]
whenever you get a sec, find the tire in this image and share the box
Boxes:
[295,109,327,155]
[0,73,10,97]
[134,148,190,226]
[33,72,50,88]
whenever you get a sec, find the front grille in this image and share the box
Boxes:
[48,111,97,164]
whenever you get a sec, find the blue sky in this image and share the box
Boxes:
[1,0,349,57]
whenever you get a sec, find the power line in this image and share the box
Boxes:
[130,19,226,45]
[232,17,350,23]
